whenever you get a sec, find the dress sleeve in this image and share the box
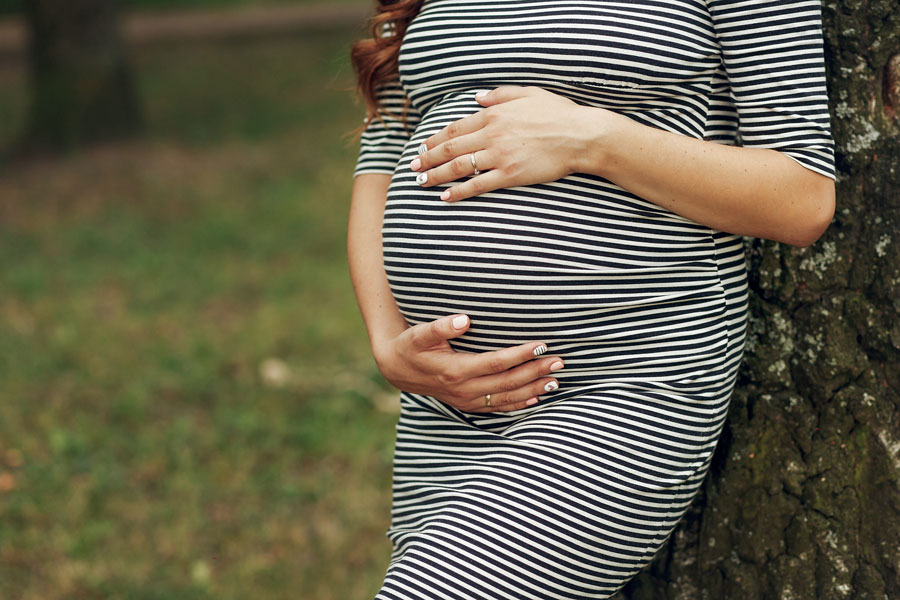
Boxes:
[708,0,835,179]
[354,78,422,177]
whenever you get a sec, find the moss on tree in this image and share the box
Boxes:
[617,2,900,598]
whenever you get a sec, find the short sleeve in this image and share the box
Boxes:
[708,0,835,179]
[354,78,422,177]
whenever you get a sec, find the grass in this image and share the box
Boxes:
[0,26,398,599]
[0,0,368,17]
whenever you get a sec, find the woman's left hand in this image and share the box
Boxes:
[410,86,606,202]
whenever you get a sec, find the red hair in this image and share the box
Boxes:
[350,0,425,123]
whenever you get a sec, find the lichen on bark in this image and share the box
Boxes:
[615,2,900,598]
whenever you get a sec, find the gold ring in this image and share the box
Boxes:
[470,152,481,176]
[484,394,492,407]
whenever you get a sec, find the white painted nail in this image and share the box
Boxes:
[475,90,489,99]
[549,361,564,372]
[525,397,539,407]
[452,315,468,329]
[416,172,428,186]
[544,381,559,393]
[417,143,428,155]
[533,345,547,357]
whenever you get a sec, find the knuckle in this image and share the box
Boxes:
[450,158,467,177]
[468,178,485,195]
[443,139,457,157]
[447,121,459,138]
[499,378,518,393]
[487,356,506,373]
[439,368,461,386]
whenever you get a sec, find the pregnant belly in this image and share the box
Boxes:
[384,92,729,391]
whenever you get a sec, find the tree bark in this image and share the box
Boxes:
[615,2,900,599]
[20,0,141,152]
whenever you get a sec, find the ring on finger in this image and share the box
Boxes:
[470,152,481,176]
[484,393,492,407]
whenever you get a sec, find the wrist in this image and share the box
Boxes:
[568,106,630,178]
[369,323,407,368]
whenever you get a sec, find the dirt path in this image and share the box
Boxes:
[0,2,371,56]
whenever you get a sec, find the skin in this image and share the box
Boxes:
[350,85,836,413]
[413,86,835,246]
[348,173,565,413]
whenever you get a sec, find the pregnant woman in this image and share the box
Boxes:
[348,0,835,597]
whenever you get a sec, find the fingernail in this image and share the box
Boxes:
[533,344,547,357]
[475,90,488,99]
[440,190,451,201]
[550,361,564,372]
[417,143,428,155]
[410,157,421,171]
[416,172,428,186]
[525,397,539,406]
[452,315,468,329]
[544,381,559,393]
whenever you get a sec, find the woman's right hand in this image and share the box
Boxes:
[372,314,564,413]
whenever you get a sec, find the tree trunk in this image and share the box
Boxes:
[615,3,900,599]
[21,0,141,152]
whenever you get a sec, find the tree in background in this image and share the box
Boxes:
[21,0,141,151]
[617,2,900,599]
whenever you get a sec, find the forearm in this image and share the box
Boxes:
[347,174,409,351]
[571,107,836,247]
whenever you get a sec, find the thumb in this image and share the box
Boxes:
[474,86,531,107]
[409,314,470,349]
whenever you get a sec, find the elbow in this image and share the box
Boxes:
[781,176,836,248]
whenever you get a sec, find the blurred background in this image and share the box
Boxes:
[0,1,399,598]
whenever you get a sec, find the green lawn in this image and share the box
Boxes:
[0,26,397,600]
[0,0,368,16]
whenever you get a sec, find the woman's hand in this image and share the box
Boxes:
[410,86,609,203]
[408,85,834,246]
[373,313,565,413]
[348,175,562,414]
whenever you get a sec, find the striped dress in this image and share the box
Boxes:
[354,1,835,598]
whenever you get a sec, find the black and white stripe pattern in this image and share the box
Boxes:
[355,1,834,598]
